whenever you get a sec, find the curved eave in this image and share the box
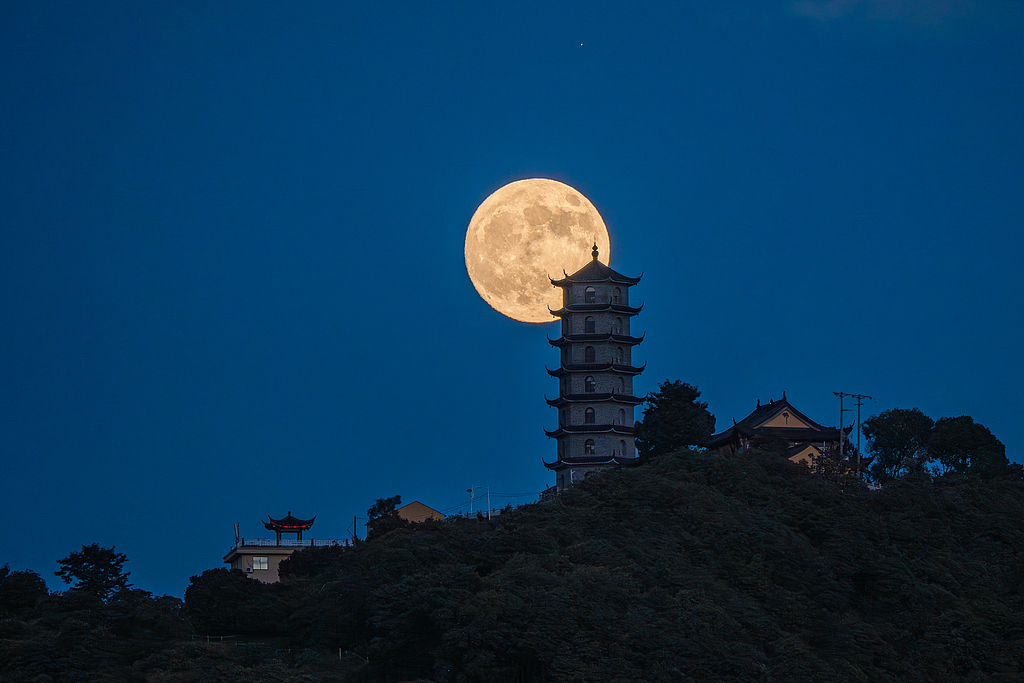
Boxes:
[545,424,637,437]
[548,332,646,347]
[546,362,646,377]
[550,273,643,287]
[264,516,316,531]
[549,302,644,317]
[546,393,644,406]
[543,455,642,470]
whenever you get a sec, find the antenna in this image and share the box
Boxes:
[233,523,240,546]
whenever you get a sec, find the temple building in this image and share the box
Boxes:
[224,512,334,583]
[396,501,443,523]
[706,393,852,466]
[543,245,645,491]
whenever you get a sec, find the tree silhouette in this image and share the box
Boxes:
[634,380,715,459]
[862,408,934,480]
[55,543,130,601]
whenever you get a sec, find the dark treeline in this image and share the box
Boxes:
[3,448,1023,682]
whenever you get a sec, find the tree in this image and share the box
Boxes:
[0,564,49,615]
[930,415,1008,478]
[366,494,409,539]
[185,567,294,635]
[634,380,716,459]
[55,543,131,601]
[862,408,934,480]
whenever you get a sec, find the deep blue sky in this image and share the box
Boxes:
[2,1,1022,598]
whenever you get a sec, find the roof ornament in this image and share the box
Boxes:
[756,399,760,408]
[782,390,787,400]
[592,243,599,260]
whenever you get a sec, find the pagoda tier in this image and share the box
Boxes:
[545,392,644,407]
[543,454,642,471]
[549,258,642,287]
[544,423,637,438]
[548,302,644,317]
[547,362,646,378]
[548,332,645,347]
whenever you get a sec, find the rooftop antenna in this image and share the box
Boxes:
[233,523,240,547]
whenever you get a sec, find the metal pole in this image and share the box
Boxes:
[487,488,491,520]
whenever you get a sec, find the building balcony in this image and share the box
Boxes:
[230,538,345,550]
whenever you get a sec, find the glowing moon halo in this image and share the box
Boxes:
[465,179,611,323]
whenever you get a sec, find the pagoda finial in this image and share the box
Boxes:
[592,243,599,260]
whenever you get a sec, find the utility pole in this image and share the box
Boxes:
[833,392,852,460]
[851,393,873,477]
[835,391,872,476]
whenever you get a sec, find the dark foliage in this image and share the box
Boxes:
[185,567,296,635]
[54,543,131,601]
[635,380,716,458]
[5,453,1024,682]
[263,451,1024,682]
[931,415,1009,477]
[0,566,48,616]
[366,494,410,540]
[1,567,188,682]
[863,408,935,480]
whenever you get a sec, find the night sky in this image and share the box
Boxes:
[2,2,1022,599]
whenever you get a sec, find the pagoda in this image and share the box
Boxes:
[543,245,645,491]
[223,511,321,583]
[263,511,315,544]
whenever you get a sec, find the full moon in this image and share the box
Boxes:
[465,178,611,323]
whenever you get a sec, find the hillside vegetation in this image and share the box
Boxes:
[4,449,1024,682]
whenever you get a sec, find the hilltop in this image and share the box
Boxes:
[4,449,1024,682]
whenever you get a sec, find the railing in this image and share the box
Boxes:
[231,538,346,550]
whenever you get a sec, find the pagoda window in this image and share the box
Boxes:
[613,287,621,304]
[253,556,268,570]
[613,317,623,334]
[620,440,627,456]
[585,316,596,333]
[585,407,595,424]
[617,408,626,425]
[585,286,596,303]
[615,346,624,363]
[617,377,625,393]
[585,376,596,393]
[585,346,596,362]
[585,439,596,455]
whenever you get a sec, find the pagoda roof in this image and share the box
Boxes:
[263,512,315,532]
[547,362,646,377]
[545,423,636,438]
[542,454,642,471]
[548,332,645,347]
[549,302,643,317]
[706,393,851,449]
[546,392,643,406]
[549,245,642,287]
